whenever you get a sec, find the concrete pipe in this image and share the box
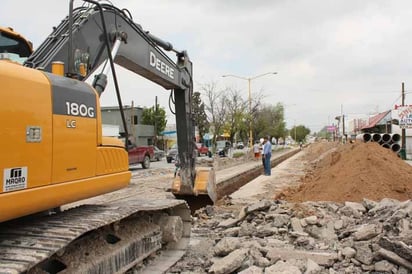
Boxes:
[382,143,391,149]
[391,133,401,143]
[381,133,391,143]
[356,133,372,142]
[391,143,401,153]
[372,133,382,142]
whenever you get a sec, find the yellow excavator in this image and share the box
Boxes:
[0,1,215,272]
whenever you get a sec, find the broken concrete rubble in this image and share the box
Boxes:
[208,248,248,274]
[168,198,412,274]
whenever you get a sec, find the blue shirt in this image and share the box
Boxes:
[263,141,272,155]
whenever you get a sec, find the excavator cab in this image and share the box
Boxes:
[0,27,32,64]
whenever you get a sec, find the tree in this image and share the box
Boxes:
[142,104,167,136]
[290,125,311,142]
[192,91,209,142]
[222,88,248,144]
[201,81,227,151]
[315,127,332,140]
[254,103,286,142]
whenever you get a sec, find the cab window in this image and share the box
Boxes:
[0,31,32,63]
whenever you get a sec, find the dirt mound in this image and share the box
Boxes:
[277,141,412,202]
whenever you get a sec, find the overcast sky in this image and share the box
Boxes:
[3,0,412,132]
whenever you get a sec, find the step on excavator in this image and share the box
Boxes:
[0,1,216,272]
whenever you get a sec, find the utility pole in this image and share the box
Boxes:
[401,82,406,160]
[294,120,297,142]
[130,100,135,144]
[341,104,346,143]
[248,79,252,149]
[154,96,158,146]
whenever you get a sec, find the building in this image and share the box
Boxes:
[348,118,368,136]
[360,110,392,133]
[161,124,203,150]
[360,109,411,159]
[101,106,154,146]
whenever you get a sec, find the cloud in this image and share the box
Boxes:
[2,0,412,132]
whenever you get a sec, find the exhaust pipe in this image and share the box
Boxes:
[391,133,401,143]
[391,143,401,153]
[356,133,372,142]
[372,133,382,143]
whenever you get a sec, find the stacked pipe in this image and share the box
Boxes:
[356,133,372,142]
[355,133,401,154]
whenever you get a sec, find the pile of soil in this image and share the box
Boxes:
[277,141,412,202]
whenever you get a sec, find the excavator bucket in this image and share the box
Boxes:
[193,167,217,203]
[171,167,217,206]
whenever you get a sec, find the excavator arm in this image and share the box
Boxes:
[25,2,190,90]
[24,0,214,199]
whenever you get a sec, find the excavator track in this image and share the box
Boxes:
[0,197,191,273]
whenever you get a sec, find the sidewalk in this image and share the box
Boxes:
[230,151,305,204]
[215,148,300,200]
[216,148,298,183]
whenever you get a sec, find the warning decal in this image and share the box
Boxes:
[3,167,28,192]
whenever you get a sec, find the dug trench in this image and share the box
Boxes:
[175,148,300,214]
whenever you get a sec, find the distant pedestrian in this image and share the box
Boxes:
[260,138,266,171]
[263,136,272,176]
[253,141,260,160]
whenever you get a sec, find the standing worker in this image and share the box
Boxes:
[253,141,260,161]
[260,138,266,171]
[263,136,272,176]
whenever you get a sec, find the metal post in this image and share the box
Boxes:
[154,96,158,146]
[342,114,346,142]
[294,123,297,142]
[248,79,253,148]
[130,101,134,144]
[401,82,406,159]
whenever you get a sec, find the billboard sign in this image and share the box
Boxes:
[396,106,412,129]
[326,125,336,132]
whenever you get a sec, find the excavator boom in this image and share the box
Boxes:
[23,1,207,195]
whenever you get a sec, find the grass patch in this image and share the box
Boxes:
[233,151,245,158]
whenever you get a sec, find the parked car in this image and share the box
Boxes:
[236,142,245,149]
[166,143,178,163]
[127,142,154,169]
[216,140,231,157]
[153,146,165,161]
[196,143,209,156]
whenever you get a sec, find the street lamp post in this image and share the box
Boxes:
[222,72,277,148]
[294,120,297,142]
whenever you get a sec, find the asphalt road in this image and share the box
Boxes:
[129,154,215,172]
